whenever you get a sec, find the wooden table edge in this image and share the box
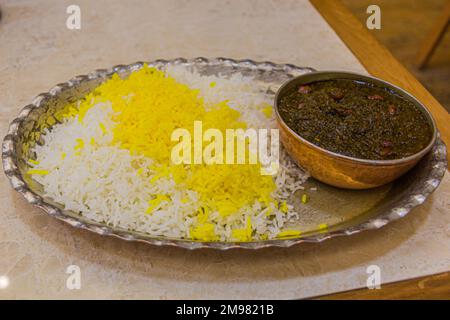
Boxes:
[310,0,450,168]
[312,271,450,300]
[310,0,450,300]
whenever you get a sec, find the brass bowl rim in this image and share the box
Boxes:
[274,71,438,166]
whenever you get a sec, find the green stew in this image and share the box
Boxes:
[278,79,432,160]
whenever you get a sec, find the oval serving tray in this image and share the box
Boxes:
[2,57,448,250]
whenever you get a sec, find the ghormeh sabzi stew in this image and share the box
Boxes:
[278,79,432,160]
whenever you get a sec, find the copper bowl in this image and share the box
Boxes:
[274,71,438,189]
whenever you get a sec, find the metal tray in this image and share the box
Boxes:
[2,57,447,249]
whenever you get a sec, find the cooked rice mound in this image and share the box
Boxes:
[29,65,309,241]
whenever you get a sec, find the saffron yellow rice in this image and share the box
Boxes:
[29,65,309,241]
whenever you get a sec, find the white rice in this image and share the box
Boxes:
[30,65,309,241]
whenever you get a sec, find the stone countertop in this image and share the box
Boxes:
[0,0,449,299]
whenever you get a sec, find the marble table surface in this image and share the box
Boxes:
[0,0,449,299]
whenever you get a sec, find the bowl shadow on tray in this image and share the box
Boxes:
[13,161,434,283]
